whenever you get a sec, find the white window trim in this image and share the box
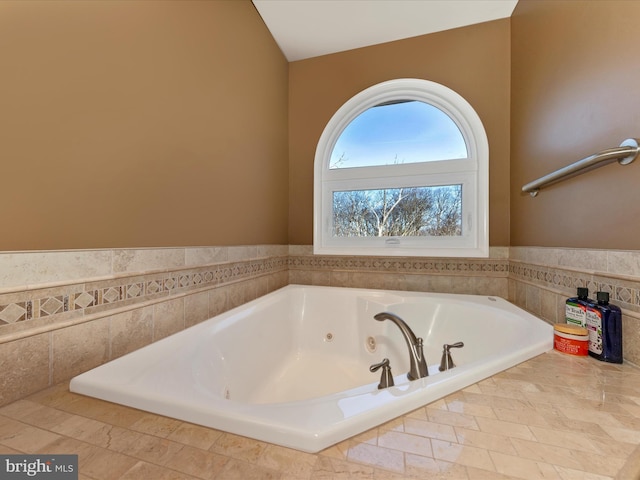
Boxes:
[313,78,489,258]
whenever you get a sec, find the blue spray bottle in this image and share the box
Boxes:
[586,291,623,363]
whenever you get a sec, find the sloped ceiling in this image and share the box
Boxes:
[252,0,518,61]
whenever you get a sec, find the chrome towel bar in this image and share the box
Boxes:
[522,138,640,197]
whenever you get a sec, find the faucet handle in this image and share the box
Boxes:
[445,342,464,350]
[369,357,390,372]
[370,358,394,389]
[439,342,464,372]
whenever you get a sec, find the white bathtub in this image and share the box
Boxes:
[70,285,553,452]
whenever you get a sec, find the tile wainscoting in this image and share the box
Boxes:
[507,247,640,366]
[0,246,290,406]
[289,245,640,365]
[1,245,639,408]
[288,246,510,297]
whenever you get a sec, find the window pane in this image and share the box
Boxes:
[330,101,467,169]
[332,185,462,237]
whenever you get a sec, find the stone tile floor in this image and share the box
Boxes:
[1,351,640,479]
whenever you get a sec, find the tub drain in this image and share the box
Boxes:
[365,336,377,353]
[324,332,334,342]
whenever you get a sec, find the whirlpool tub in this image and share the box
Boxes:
[70,285,553,452]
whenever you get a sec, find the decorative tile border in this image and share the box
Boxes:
[0,301,31,323]
[288,254,509,275]
[509,259,640,314]
[290,249,640,312]
[0,256,288,329]
[3,246,640,337]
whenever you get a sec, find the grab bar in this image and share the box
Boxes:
[522,138,640,197]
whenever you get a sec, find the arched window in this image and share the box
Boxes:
[314,78,489,257]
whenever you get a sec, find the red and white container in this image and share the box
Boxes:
[554,323,589,356]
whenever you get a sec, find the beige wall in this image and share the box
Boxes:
[288,19,512,247]
[0,0,289,251]
[4,0,637,253]
[510,0,640,248]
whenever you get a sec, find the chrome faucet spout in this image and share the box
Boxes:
[374,312,428,380]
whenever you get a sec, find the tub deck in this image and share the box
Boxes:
[4,351,640,479]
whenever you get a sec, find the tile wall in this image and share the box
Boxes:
[508,247,640,365]
[1,245,639,408]
[289,246,640,367]
[0,246,289,406]
[288,246,510,296]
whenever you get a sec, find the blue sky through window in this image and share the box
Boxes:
[330,100,467,169]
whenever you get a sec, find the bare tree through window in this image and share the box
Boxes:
[332,185,462,237]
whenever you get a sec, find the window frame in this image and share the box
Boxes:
[313,78,489,258]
